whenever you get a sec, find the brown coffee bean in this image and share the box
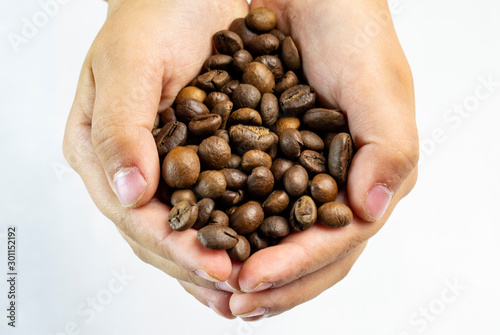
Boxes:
[153,114,161,129]
[219,189,245,207]
[233,50,254,73]
[220,169,247,189]
[209,210,230,227]
[156,121,188,157]
[214,129,230,143]
[213,30,243,55]
[174,86,207,105]
[247,166,274,198]
[204,92,230,111]
[192,198,216,230]
[283,165,308,197]
[175,98,209,124]
[323,133,338,152]
[247,231,272,251]
[248,34,280,56]
[169,200,199,231]
[246,7,276,33]
[275,117,301,136]
[226,206,238,219]
[279,85,316,116]
[260,216,290,238]
[227,235,251,262]
[228,108,263,126]
[198,136,231,170]
[242,62,275,95]
[232,84,261,109]
[202,54,233,72]
[270,158,294,184]
[290,196,317,231]
[241,150,272,173]
[170,189,197,206]
[269,29,286,46]
[255,55,284,80]
[279,128,303,159]
[267,133,279,160]
[328,133,353,184]
[318,202,353,228]
[221,80,240,97]
[262,190,290,216]
[160,107,177,125]
[229,125,275,155]
[300,130,325,152]
[194,170,227,199]
[188,114,222,137]
[185,144,198,154]
[226,154,242,169]
[152,127,162,139]
[310,174,338,204]
[197,225,238,250]
[282,36,301,71]
[275,71,299,96]
[229,18,258,47]
[162,146,200,188]
[211,100,233,130]
[298,150,327,174]
[230,201,264,235]
[197,70,231,92]
[260,93,279,127]
[303,108,347,132]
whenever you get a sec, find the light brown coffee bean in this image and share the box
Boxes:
[318,202,353,228]
[241,150,272,173]
[228,108,263,126]
[170,189,197,206]
[242,62,275,95]
[274,117,301,136]
[162,146,200,189]
[174,86,207,105]
[310,174,338,204]
[194,170,227,199]
[246,7,277,32]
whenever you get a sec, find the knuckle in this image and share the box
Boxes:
[390,137,420,175]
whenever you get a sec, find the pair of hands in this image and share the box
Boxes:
[63,0,419,320]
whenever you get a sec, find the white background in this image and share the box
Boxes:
[1,0,499,334]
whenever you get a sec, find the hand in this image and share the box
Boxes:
[63,0,249,319]
[224,0,419,319]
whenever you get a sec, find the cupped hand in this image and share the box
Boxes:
[63,0,249,319]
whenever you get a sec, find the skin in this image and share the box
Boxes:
[63,0,419,320]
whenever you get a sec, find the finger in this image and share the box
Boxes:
[231,241,367,319]
[178,280,235,319]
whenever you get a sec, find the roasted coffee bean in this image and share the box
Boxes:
[175,98,209,124]
[247,231,271,251]
[227,235,251,262]
[282,36,301,71]
[275,117,301,136]
[174,86,207,104]
[242,62,275,95]
[185,144,199,154]
[232,84,261,109]
[310,174,338,204]
[209,210,230,227]
[160,107,177,125]
[241,150,272,173]
[248,34,280,56]
[192,198,216,230]
[230,201,264,235]
[228,108,262,126]
[204,92,230,111]
[226,153,242,169]
[283,165,309,197]
[194,170,227,199]
[279,128,303,159]
[318,202,353,228]
[328,133,353,184]
[211,100,233,130]
[220,189,245,206]
[197,225,238,250]
[156,121,188,156]
[169,200,199,231]
[298,150,327,174]
[214,129,230,143]
[233,50,254,73]
[229,125,275,155]
[267,133,279,159]
[153,114,161,129]
[213,30,243,55]
[270,158,294,184]
[246,7,276,33]
[221,168,248,189]
[198,136,231,170]
[323,133,338,152]
[221,80,240,96]
[255,55,284,80]
[300,130,325,152]
[262,190,290,216]
[303,108,347,132]
[226,206,238,218]
[202,54,233,72]
[260,93,279,127]
[260,216,290,238]
[170,189,197,206]
[188,114,222,137]
[229,18,258,47]
[279,85,316,116]
[269,28,286,46]
[152,127,161,138]
[275,71,299,96]
[290,196,317,231]
[162,146,200,188]
[197,70,231,92]
[247,166,274,198]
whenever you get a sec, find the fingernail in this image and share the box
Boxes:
[235,307,267,318]
[216,281,241,293]
[242,282,273,293]
[113,167,147,207]
[195,269,221,283]
[363,184,393,221]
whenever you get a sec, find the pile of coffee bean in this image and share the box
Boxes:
[152,7,355,262]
